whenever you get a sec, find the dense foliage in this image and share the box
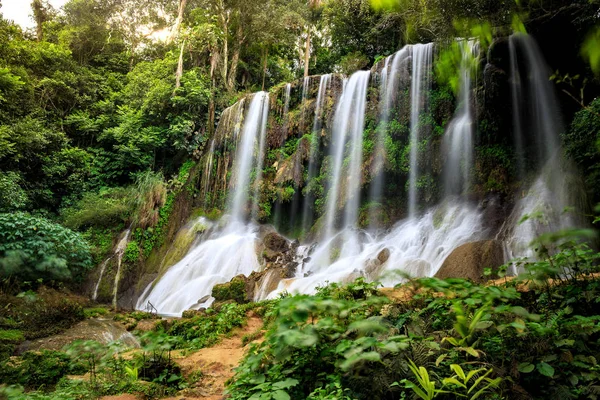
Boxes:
[0,213,92,282]
[226,238,600,399]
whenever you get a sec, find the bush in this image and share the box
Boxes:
[0,213,93,283]
[0,171,28,212]
[0,350,86,389]
[61,188,132,230]
[131,171,167,229]
[564,99,600,202]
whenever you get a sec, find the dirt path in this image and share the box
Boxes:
[99,313,264,400]
[165,313,264,400]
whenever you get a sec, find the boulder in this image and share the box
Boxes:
[264,232,289,253]
[212,275,250,303]
[377,248,390,264]
[435,240,504,283]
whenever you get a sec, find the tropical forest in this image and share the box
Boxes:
[1,0,600,398]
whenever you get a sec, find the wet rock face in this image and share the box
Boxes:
[435,240,505,283]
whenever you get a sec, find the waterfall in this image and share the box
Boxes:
[302,74,331,234]
[370,48,411,229]
[408,44,434,218]
[137,92,269,315]
[509,39,526,179]
[282,83,292,135]
[504,34,581,266]
[300,76,311,132]
[509,33,562,171]
[266,200,485,299]
[92,259,110,301]
[444,40,479,197]
[323,71,371,242]
[230,92,269,223]
[202,139,215,207]
[111,229,131,309]
[252,94,270,219]
[138,34,588,314]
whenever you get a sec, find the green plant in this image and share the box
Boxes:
[397,359,443,400]
[0,213,92,283]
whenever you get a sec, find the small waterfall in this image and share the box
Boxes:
[282,83,292,135]
[302,74,331,234]
[343,71,371,230]
[509,33,562,171]
[92,258,111,302]
[93,227,132,302]
[444,40,479,196]
[370,48,411,229]
[408,44,434,218]
[137,221,260,316]
[252,95,270,219]
[112,229,131,309]
[504,34,581,266]
[300,76,311,132]
[138,93,269,315]
[323,70,371,241]
[230,92,269,223]
[202,139,215,207]
[509,39,525,178]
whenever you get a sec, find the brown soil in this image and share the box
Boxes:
[164,312,264,400]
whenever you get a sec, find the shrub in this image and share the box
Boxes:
[0,171,28,212]
[0,350,86,389]
[564,98,600,202]
[61,188,132,230]
[131,171,167,229]
[0,213,93,283]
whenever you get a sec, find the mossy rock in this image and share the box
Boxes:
[212,276,249,304]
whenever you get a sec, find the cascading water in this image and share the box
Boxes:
[283,83,292,133]
[92,259,110,302]
[408,44,434,218]
[504,34,582,265]
[444,40,479,197]
[370,48,410,229]
[202,139,215,207]
[137,93,269,315]
[111,229,131,308]
[230,92,270,222]
[323,70,371,242]
[136,34,587,314]
[300,76,311,132]
[266,200,485,298]
[302,74,331,234]
[252,94,270,219]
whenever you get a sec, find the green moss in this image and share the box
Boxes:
[212,277,248,304]
[83,307,109,318]
[0,329,24,342]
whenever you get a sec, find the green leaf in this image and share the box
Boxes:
[272,378,299,390]
[536,362,555,378]
[271,390,291,400]
[518,363,535,373]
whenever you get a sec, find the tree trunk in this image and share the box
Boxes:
[174,40,185,92]
[304,27,311,78]
[227,23,244,92]
[217,1,230,85]
[169,0,187,44]
[262,47,269,91]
